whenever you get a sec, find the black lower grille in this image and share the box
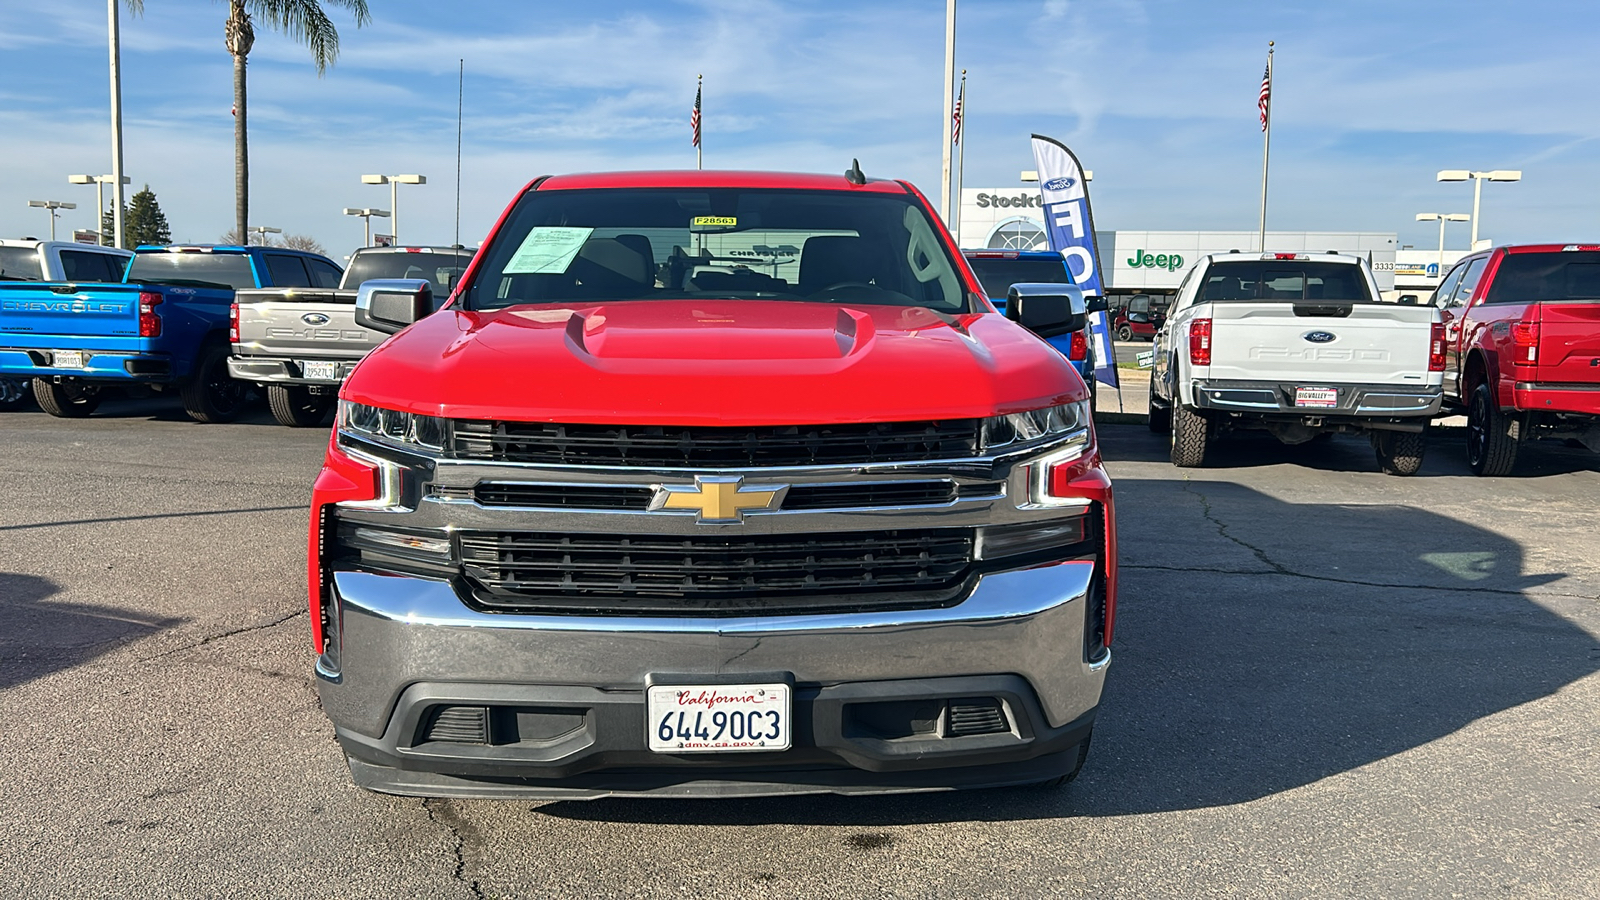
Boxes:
[457,528,975,615]
[420,705,489,744]
[946,698,1009,736]
[450,419,982,468]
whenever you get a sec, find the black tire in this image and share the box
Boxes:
[1466,383,1519,476]
[1033,732,1093,788]
[1169,403,1208,467]
[1374,428,1426,476]
[1147,399,1172,433]
[181,342,248,424]
[32,378,100,418]
[0,377,31,411]
[1116,324,1133,342]
[267,384,333,427]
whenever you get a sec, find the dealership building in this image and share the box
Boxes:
[955,187,1403,295]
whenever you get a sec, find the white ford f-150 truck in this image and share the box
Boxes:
[1149,252,1445,475]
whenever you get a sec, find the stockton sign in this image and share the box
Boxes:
[1126,249,1185,272]
[974,192,1044,209]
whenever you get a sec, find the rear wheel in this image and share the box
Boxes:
[0,377,31,411]
[267,384,334,427]
[1466,383,1520,476]
[181,343,247,424]
[1116,324,1133,342]
[32,378,100,418]
[1373,428,1426,476]
[1169,403,1209,467]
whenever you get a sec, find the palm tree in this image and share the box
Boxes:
[126,1,370,241]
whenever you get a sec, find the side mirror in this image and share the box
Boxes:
[354,278,433,335]
[1398,294,1418,305]
[1085,296,1108,313]
[1005,283,1086,339]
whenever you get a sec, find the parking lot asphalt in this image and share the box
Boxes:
[2,396,1597,899]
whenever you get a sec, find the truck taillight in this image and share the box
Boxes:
[138,291,162,338]
[1189,318,1212,366]
[229,303,240,343]
[1511,320,1539,363]
[1429,322,1447,371]
[1068,329,1088,361]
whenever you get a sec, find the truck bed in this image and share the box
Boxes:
[230,288,382,385]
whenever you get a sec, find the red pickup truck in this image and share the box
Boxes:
[306,168,1116,799]
[1431,244,1600,474]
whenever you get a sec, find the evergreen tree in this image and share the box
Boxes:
[102,185,172,249]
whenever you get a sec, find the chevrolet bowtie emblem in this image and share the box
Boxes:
[650,476,789,523]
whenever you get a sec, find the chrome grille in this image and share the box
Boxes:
[450,419,982,468]
[457,528,975,615]
[467,480,966,511]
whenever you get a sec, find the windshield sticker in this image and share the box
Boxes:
[692,216,737,228]
[503,227,595,274]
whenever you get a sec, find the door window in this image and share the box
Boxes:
[59,250,126,283]
[1449,258,1489,307]
[1431,264,1466,307]
[265,254,312,287]
[307,258,343,288]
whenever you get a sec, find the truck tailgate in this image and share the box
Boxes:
[0,283,142,339]
[1535,302,1600,386]
[1205,302,1435,385]
[234,288,375,361]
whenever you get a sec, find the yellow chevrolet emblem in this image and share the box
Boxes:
[651,476,788,522]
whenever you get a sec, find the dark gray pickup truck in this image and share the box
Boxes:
[228,246,473,425]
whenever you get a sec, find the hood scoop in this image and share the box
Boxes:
[561,302,882,361]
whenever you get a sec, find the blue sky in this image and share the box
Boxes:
[2,0,1597,258]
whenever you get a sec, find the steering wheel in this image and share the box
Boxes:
[817,281,875,294]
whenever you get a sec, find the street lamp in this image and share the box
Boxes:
[67,174,131,245]
[248,225,282,246]
[360,174,426,245]
[1436,169,1521,249]
[342,207,391,248]
[27,200,78,242]
[1415,213,1471,274]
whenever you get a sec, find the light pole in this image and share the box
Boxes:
[1415,213,1471,274]
[27,200,78,242]
[108,0,127,250]
[67,174,131,245]
[343,207,390,248]
[249,225,282,246]
[360,174,426,245]
[1437,169,1521,250]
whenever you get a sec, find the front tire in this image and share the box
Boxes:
[1466,383,1519,476]
[267,384,334,427]
[1373,428,1426,476]
[1116,324,1133,342]
[181,343,247,424]
[0,377,31,411]
[32,378,100,418]
[1169,403,1209,467]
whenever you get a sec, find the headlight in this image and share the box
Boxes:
[981,400,1092,455]
[339,400,448,452]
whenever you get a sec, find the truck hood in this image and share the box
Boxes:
[344,299,1085,424]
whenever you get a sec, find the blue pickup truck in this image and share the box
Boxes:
[963,249,1100,406]
[0,244,342,422]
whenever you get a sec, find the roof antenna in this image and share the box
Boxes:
[844,158,866,185]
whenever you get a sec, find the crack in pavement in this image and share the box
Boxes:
[423,798,486,899]
[136,609,307,663]
[1180,478,1292,575]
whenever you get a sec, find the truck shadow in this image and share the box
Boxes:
[537,475,1597,826]
[0,572,184,691]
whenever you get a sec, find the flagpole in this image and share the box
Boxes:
[696,74,703,171]
[939,0,956,223]
[1258,41,1273,253]
[954,70,966,243]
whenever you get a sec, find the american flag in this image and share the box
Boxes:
[1258,63,1271,132]
[952,81,964,145]
[691,83,702,148]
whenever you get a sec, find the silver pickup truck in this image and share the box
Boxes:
[228,246,473,426]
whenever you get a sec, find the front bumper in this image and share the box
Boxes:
[317,561,1107,799]
[227,356,351,386]
[1192,379,1442,419]
[0,347,173,383]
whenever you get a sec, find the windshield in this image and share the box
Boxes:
[1486,251,1600,304]
[965,256,1071,299]
[464,188,967,313]
[0,247,43,281]
[126,253,257,290]
[1198,261,1373,303]
[342,249,475,292]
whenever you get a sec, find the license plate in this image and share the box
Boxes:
[646,683,791,753]
[53,350,85,369]
[1295,387,1338,408]
[301,360,340,381]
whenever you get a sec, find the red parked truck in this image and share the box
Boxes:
[1430,244,1600,474]
[306,168,1117,799]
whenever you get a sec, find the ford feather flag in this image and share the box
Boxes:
[1031,134,1118,390]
